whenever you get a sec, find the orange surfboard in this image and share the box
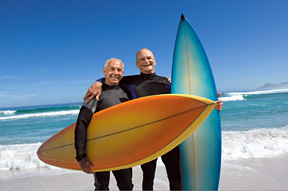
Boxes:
[37,94,215,172]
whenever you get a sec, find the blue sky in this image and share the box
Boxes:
[1,0,287,108]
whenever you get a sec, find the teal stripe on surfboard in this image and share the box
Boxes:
[171,14,222,190]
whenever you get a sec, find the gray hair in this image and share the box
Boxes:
[104,58,124,69]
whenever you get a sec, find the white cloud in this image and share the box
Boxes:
[15,93,39,99]
[27,81,54,87]
[0,76,19,80]
[72,80,94,84]
[0,92,11,98]
[34,68,48,75]
[0,92,38,98]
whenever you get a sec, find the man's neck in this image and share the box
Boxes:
[141,72,156,75]
[103,81,118,87]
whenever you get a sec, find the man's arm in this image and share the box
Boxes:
[83,75,136,103]
[74,98,97,174]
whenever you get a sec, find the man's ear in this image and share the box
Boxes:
[136,61,140,69]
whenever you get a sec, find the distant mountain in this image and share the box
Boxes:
[257,82,288,90]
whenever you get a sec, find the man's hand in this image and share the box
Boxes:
[78,157,94,174]
[164,76,172,83]
[215,93,223,111]
[83,81,103,103]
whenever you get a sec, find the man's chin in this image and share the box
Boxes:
[143,69,154,74]
[110,80,120,86]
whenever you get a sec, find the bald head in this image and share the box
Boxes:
[135,48,156,74]
[136,48,154,59]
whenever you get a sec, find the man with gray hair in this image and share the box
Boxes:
[74,58,133,190]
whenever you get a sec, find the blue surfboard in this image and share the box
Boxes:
[171,14,222,190]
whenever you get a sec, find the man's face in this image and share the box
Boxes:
[136,49,156,74]
[103,59,124,86]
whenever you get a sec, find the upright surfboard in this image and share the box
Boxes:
[37,94,215,172]
[171,14,221,190]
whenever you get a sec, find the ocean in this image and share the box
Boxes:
[1,89,288,176]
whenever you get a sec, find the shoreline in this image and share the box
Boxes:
[1,154,288,191]
[219,154,288,190]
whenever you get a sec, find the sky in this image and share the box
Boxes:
[0,0,287,108]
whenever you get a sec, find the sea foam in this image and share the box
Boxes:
[0,143,55,170]
[222,126,288,160]
[1,127,288,171]
[221,89,288,102]
[0,110,16,115]
[0,110,79,121]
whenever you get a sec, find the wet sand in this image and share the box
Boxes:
[1,155,288,191]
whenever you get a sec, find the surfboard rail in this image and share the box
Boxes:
[37,94,216,172]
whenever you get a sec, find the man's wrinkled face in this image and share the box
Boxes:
[103,59,124,86]
[136,49,156,74]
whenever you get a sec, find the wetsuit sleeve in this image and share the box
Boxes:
[74,98,98,162]
[96,78,104,83]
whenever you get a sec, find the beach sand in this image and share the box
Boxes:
[1,155,288,191]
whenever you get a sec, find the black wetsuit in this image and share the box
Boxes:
[74,82,133,191]
[99,73,182,190]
